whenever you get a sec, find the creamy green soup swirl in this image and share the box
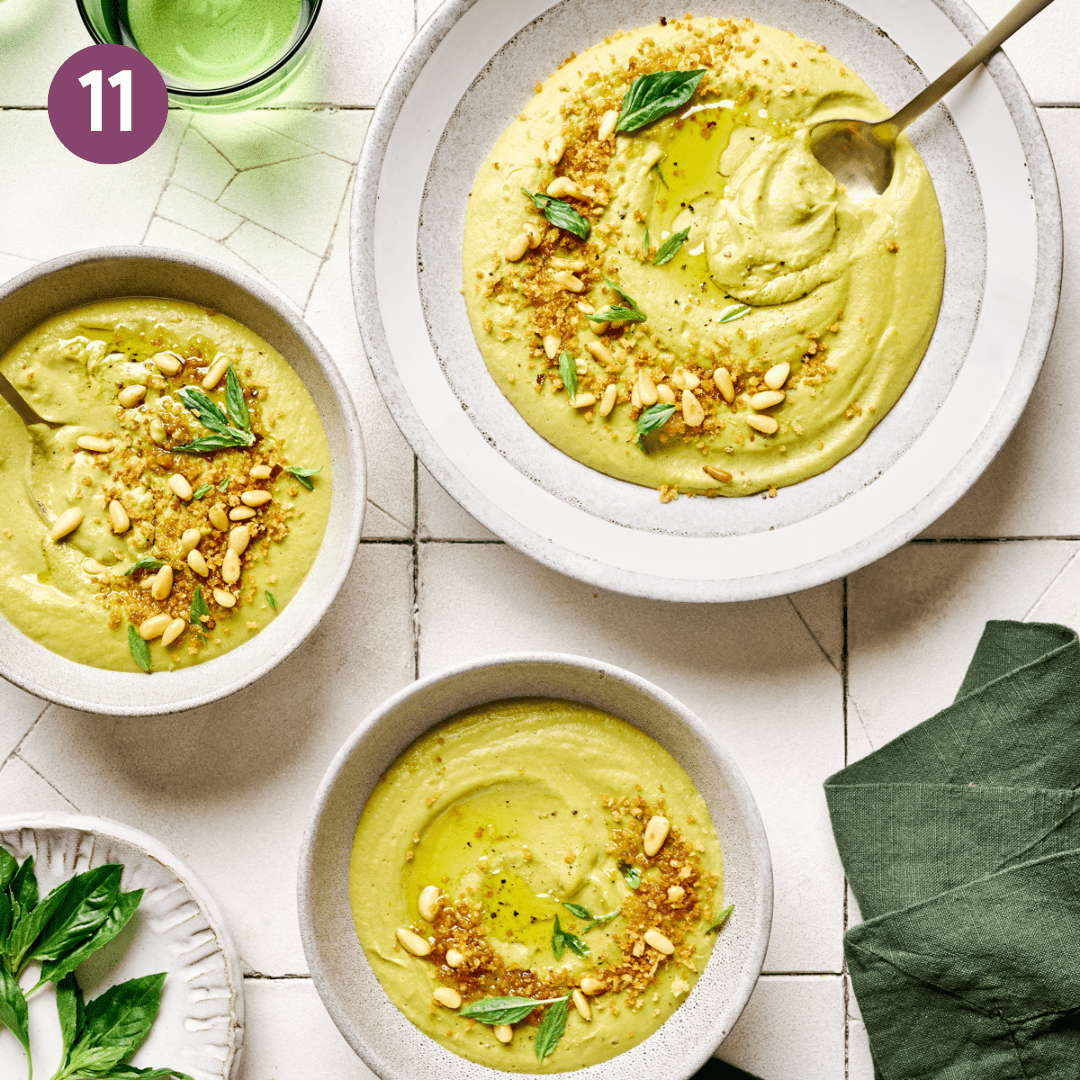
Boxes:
[462,16,945,498]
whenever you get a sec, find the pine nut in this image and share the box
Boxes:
[241,489,271,507]
[750,390,785,410]
[522,220,543,248]
[152,351,183,376]
[671,366,700,390]
[704,466,733,483]
[643,815,670,856]
[747,414,778,435]
[599,383,617,417]
[546,177,584,199]
[598,109,618,141]
[577,302,595,315]
[141,577,154,589]
[579,976,604,995]
[221,548,241,585]
[396,928,431,957]
[551,270,585,292]
[150,564,173,601]
[569,393,596,409]
[228,526,251,555]
[433,987,461,1009]
[590,315,611,335]
[547,135,566,165]
[713,367,735,403]
[50,507,83,541]
[764,361,791,390]
[418,885,441,922]
[202,356,230,390]
[505,232,530,262]
[117,385,146,409]
[249,464,273,480]
[631,382,641,410]
[169,473,194,501]
[667,885,686,903]
[572,989,591,1021]
[550,258,587,272]
[213,588,237,609]
[108,499,130,534]
[76,435,112,452]
[446,948,466,969]
[149,417,167,445]
[82,558,107,576]
[229,507,256,521]
[161,617,186,648]
[181,528,201,555]
[544,334,561,360]
[636,370,657,407]
[682,390,705,428]
[208,505,229,531]
[187,549,209,577]
[586,340,615,368]
[656,383,676,405]
[139,614,171,640]
[643,928,675,955]
[493,1025,513,1045]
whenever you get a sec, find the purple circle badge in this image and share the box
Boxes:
[48,44,168,165]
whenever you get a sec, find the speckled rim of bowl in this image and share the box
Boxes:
[0,247,366,717]
[298,654,773,1080]
[352,0,1063,603]
[0,811,245,1080]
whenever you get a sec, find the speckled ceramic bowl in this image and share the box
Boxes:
[298,654,772,1080]
[0,248,365,716]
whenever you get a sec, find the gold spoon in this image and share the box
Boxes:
[0,369,66,522]
[809,0,1057,196]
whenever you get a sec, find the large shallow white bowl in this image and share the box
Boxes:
[0,248,365,716]
[353,0,1061,602]
[0,813,244,1080]
[298,654,772,1080]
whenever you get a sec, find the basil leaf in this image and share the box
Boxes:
[128,625,151,674]
[619,862,642,889]
[653,227,691,266]
[172,432,253,455]
[56,971,84,1063]
[0,890,11,949]
[557,351,578,402]
[706,903,734,933]
[562,902,593,921]
[218,478,230,492]
[8,875,76,969]
[284,465,322,492]
[124,557,165,577]
[534,994,571,1063]
[0,966,30,1069]
[265,591,277,612]
[643,228,650,253]
[718,303,751,324]
[224,365,250,432]
[177,387,230,435]
[108,1067,195,1080]
[191,484,212,501]
[602,277,645,320]
[175,386,254,452]
[458,995,562,1025]
[10,856,38,911]
[636,403,676,440]
[587,304,645,324]
[74,972,167,1067]
[522,190,590,240]
[0,849,18,893]
[39,889,143,987]
[552,915,590,961]
[189,586,210,630]
[29,864,122,964]
[616,69,707,132]
[580,906,622,933]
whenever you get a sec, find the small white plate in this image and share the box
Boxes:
[352,0,1061,601]
[0,814,243,1080]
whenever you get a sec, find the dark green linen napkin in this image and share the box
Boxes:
[825,620,1080,1080]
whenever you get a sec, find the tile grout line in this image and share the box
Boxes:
[1021,543,1080,621]
[140,111,193,245]
[11,752,81,812]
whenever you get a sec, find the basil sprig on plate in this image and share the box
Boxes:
[616,69,707,132]
[636,404,676,441]
[522,189,591,240]
[173,384,255,455]
[653,227,691,266]
[587,277,646,323]
[551,915,590,960]
[557,351,578,402]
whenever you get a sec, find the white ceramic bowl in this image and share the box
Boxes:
[0,247,365,716]
[298,654,773,1080]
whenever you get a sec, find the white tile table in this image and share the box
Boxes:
[1,2,1078,1076]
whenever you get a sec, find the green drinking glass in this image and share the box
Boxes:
[76,0,322,112]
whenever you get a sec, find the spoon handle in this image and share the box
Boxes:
[890,0,1057,132]
[0,369,50,428]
